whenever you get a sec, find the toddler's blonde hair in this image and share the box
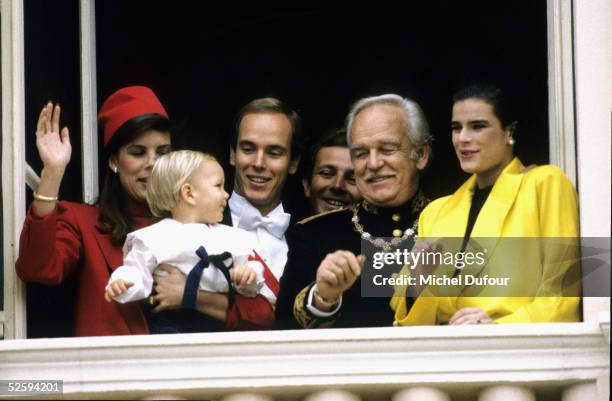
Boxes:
[147,150,217,217]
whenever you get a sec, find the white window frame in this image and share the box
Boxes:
[1,0,98,339]
[80,0,98,205]
[1,0,607,339]
[547,0,577,184]
[2,0,27,340]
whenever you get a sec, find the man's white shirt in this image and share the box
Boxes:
[229,191,290,283]
[228,192,342,317]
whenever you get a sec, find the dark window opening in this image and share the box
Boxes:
[22,0,549,337]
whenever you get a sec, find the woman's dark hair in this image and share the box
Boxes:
[452,84,518,131]
[97,115,171,245]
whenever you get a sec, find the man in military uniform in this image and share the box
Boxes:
[275,94,432,329]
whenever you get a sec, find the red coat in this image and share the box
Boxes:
[16,201,274,337]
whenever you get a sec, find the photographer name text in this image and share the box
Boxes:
[372,274,510,287]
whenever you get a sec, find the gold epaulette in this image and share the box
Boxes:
[297,207,348,225]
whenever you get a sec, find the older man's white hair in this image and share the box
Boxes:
[345,94,433,160]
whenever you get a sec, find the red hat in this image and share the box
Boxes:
[98,86,169,148]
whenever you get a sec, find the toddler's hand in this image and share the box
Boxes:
[104,279,134,302]
[231,265,257,288]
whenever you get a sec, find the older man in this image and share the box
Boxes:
[301,128,361,216]
[275,94,432,329]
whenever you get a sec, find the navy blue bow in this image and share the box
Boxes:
[181,246,234,310]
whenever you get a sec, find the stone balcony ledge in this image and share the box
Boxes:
[0,319,609,400]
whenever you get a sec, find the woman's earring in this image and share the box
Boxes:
[113,166,118,173]
[508,138,515,145]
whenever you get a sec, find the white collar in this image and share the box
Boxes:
[229,192,291,239]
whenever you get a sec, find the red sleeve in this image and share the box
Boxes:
[226,294,275,330]
[15,202,83,285]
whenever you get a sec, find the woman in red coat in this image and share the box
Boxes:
[16,86,274,336]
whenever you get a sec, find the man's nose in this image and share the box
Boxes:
[332,174,347,190]
[253,150,266,169]
[367,151,383,170]
[328,176,348,195]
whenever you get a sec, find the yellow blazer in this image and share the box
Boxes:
[391,158,580,325]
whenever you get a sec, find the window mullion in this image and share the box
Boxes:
[79,0,98,204]
[1,0,27,339]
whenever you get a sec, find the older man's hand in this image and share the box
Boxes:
[315,251,365,303]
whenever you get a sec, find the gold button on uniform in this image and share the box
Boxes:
[392,229,403,237]
[392,214,401,222]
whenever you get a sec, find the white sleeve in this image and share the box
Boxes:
[106,237,157,303]
[305,284,342,317]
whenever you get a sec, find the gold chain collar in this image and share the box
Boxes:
[351,191,428,252]
[351,210,416,253]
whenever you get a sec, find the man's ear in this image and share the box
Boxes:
[229,147,236,167]
[180,183,196,205]
[288,154,301,175]
[301,178,311,198]
[415,145,430,171]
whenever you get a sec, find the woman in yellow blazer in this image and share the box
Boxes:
[391,84,580,325]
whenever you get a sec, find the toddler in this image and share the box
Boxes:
[105,150,269,333]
